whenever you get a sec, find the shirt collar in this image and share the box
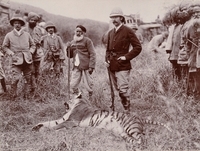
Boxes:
[14,28,23,36]
[48,33,55,38]
[115,23,123,32]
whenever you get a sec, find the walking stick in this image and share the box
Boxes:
[107,67,115,111]
[66,46,71,100]
[186,71,190,96]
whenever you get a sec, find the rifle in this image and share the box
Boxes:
[66,46,71,100]
[107,67,115,111]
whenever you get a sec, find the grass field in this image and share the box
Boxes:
[0,45,200,151]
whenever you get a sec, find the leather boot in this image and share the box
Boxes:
[24,74,33,99]
[10,81,18,99]
[119,93,130,112]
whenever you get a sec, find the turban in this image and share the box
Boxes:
[76,25,86,33]
[28,12,39,21]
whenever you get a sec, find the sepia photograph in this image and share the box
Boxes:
[0,0,200,150]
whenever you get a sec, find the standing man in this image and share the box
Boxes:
[42,22,65,78]
[0,50,6,95]
[24,12,44,91]
[67,25,96,97]
[2,14,35,99]
[105,8,142,112]
[128,24,143,44]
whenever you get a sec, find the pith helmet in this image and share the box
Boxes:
[109,7,125,22]
[45,22,57,32]
[10,14,25,26]
[110,7,124,17]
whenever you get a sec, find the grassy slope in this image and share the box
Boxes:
[0,44,200,151]
[7,1,109,45]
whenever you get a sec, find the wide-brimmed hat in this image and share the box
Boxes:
[45,22,57,32]
[27,12,40,21]
[109,7,125,22]
[10,14,25,26]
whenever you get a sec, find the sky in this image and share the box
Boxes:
[10,0,183,23]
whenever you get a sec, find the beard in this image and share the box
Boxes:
[29,22,37,28]
[73,34,83,42]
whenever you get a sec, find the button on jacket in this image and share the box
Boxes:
[106,25,142,71]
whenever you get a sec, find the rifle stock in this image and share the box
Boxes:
[107,67,115,111]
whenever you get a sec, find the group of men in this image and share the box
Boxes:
[163,3,200,98]
[0,7,143,113]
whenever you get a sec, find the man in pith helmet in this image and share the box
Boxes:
[2,13,35,99]
[105,7,142,112]
[41,22,66,78]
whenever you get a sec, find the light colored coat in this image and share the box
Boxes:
[169,24,183,61]
[2,30,35,65]
[24,25,44,61]
[42,34,65,60]
[181,18,200,71]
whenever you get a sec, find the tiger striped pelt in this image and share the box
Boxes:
[32,94,171,144]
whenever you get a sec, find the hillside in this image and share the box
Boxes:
[7,1,109,45]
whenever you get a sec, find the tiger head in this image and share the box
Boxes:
[64,92,82,111]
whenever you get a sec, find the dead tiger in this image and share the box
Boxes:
[32,93,171,144]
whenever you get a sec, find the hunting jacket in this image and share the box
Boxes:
[169,24,183,61]
[180,18,200,71]
[106,25,142,71]
[42,34,65,61]
[24,25,44,61]
[69,37,96,70]
[2,30,35,65]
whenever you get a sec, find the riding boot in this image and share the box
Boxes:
[119,93,130,112]
[24,74,33,99]
[10,80,18,99]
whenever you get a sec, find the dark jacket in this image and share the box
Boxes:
[106,25,142,71]
[69,37,96,70]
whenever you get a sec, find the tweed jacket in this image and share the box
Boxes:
[106,25,142,71]
[24,25,44,61]
[42,34,65,60]
[69,36,96,70]
[2,30,35,65]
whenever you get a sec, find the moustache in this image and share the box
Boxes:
[113,21,118,24]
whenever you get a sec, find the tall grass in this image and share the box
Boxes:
[0,44,200,151]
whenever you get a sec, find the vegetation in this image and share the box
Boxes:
[0,44,200,151]
[0,2,200,151]
[8,1,109,46]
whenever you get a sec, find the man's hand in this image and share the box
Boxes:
[117,56,126,60]
[88,68,94,75]
[8,51,14,56]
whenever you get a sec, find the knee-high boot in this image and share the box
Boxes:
[10,80,18,98]
[119,93,130,112]
[24,74,33,99]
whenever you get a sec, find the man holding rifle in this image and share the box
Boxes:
[105,8,142,112]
